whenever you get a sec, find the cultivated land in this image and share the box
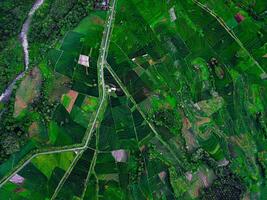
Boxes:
[0,0,267,199]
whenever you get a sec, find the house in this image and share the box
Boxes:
[9,174,25,185]
[78,54,89,67]
[111,149,127,162]
[78,54,90,75]
[94,0,110,10]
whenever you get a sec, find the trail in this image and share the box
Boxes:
[192,0,266,74]
[0,0,45,103]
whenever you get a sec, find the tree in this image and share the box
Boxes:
[200,166,246,200]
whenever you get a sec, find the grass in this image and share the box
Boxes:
[61,94,71,109]
[60,31,84,55]
[81,96,98,112]
[31,152,75,179]
[14,67,42,117]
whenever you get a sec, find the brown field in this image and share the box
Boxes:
[65,90,79,113]
[14,67,42,117]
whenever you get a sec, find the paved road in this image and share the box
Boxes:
[0,0,117,190]
[105,63,184,168]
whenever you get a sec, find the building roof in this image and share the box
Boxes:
[78,54,90,67]
[94,0,109,10]
[111,149,127,162]
[9,174,25,185]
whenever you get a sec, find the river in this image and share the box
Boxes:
[0,0,45,103]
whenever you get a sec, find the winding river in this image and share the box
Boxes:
[0,0,45,103]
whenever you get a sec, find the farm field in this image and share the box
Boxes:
[0,0,266,199]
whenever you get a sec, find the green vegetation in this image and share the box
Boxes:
[0,0,267,199]
[200,167,246,200]
[0,0,37,93]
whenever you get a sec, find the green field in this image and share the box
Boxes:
[0,0,267,199]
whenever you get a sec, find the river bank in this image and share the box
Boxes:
[0,0,45,103]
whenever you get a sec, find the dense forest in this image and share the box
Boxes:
[28,0,93,63]
[0,95,32,164]
[29,0,92,43]
[0,0,93,94]
[201,166,246,200]
[0,0,35,93]
[0,0,35,50]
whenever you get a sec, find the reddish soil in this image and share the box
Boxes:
[28,122,39,138]
[14,187,25,193]
[65,90,78,113]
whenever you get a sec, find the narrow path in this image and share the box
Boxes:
[193,0,266,74]
[49,1,117,198]
[50,149,85,200]
[0,0,45,103]
[105,63,184,168]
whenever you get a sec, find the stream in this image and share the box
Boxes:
[0,0,45,103]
